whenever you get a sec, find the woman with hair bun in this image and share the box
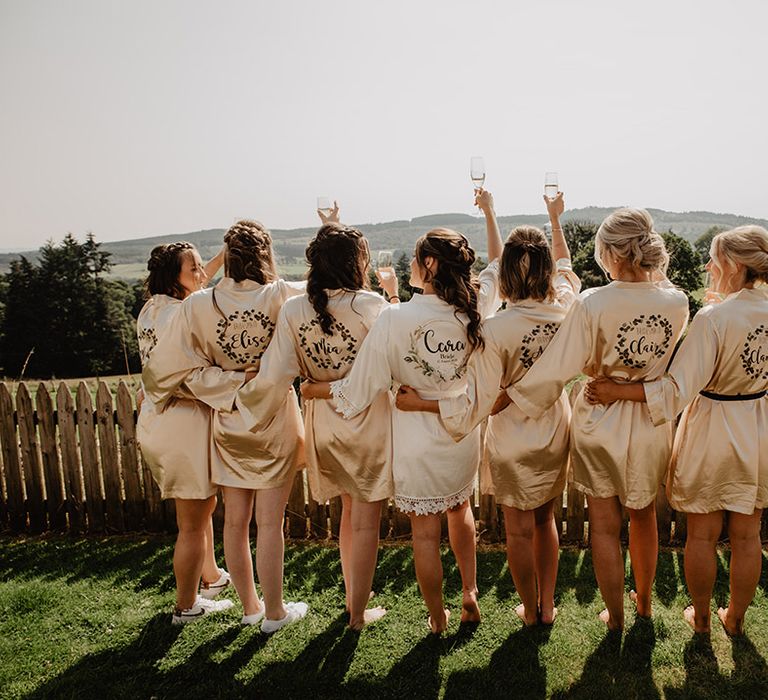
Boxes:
[498,208,689,631]
[144,221,308,634]
[137,241,234,624]
[396,191,579,627]
[238,208,399,630]
[302,192,503,633]
[586,225,768,636]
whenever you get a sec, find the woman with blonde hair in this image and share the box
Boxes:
[137,242,233,624]
[144,221,308,634]
[396,191,579,626]
[496,208,689,631]
[302,191,502,633]
[586,225,768,635]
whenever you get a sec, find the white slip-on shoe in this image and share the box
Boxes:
[260,602,309,634]
[242,601,266,626]
[172,596,234,625]
[199,569,231,600]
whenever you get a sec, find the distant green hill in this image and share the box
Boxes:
[3,207,766,280]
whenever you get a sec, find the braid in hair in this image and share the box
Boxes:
[500,226,555,302]
[416,228,484,350]
[224,220,278,284]
[144,241,195,299]
[305,223,370,335]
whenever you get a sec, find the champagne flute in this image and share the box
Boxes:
[316,196,332,215]
[544,172,559,199]
[470,156,486,193]
[377,250,395,281]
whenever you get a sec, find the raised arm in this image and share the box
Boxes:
[476,190,503,262]
[545,192,569,262]
[203,246,225,282]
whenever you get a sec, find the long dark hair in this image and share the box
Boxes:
[306,223,370,335]
[144,241,195,300]
[415,228,484,350]
[500,226,555,303]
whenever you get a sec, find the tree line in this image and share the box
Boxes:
[0,224,713,379]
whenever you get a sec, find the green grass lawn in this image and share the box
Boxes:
[1,536,767,699]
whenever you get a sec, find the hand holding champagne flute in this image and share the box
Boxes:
[470,156,485,209]
[544,172,559,199]
[375,250,398,300]
[317,197,340,224]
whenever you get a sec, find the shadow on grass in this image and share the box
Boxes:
[664,634,729,700]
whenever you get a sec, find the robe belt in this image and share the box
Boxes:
[699,389,767,402]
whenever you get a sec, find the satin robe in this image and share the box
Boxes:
[328,262,500,514]
[238,289,393,503]
[137,294,216,500]
[144,277,305,490]
[439,262,581,510]
[643,287,768,514]
[507,280,689,509]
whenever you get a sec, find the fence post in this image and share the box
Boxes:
[0,383,25,532]
[16,383,46,533]
[328,496,343,539]
[36,384,67,530]
[286,471,307,539]
[95,382,125,532]
[56,382,83,533]
[115,382,144,530]
[76,382,105,533]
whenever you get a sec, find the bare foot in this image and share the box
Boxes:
[717,607,744,637]
[629,590,652,619]
[428,608,451,634]
[540,606,558,626]
[349,606,387,631]
[515,603,538,627]
[599,608,623,632]
[461,590,481,623]
[683,605,710,634]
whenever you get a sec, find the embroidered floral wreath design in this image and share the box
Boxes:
[403,324,468,383]
[614,314,673,369]
[519,322,559,370]
[138,327,158,364]
[741,324,768,381]
[298,317,358,371]
[215,309,276,365]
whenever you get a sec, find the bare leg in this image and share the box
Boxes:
[339,493,353,611]
[222,486,262,617]
[533,498,560,624]
[174,496,217,609]
[627,501,657,618]
[719,509,763,636]
[410,512,449,633]
[503,505,538,626]
[254,480,293,621]
[447,499,480,622]
[587,495,625,631]
[201,513,221,584]
[683,512,722,633]
[348,498,386,630]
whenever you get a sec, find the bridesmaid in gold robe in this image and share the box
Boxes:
[500,208,689,631]
[144,221,308,634]
[238,211,399,630]
[586,225,768,636]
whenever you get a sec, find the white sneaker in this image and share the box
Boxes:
[241,605,266,626]
[172,596,234,625]
[199,569,231,600]
[260,602,309,634]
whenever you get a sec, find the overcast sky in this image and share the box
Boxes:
[1,0,766,248]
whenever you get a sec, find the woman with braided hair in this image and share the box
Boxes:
[396,191,579,627]
[495,208,689,632]
[137,241,234,624]
[585,225,768,636]
[302,192,503,633]
[238,210,399,630]
[144,220,308,634]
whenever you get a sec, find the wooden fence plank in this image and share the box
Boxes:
[566,484,585,544]
[76,382,105,532]
[36,384,66,529]
[95,382,124,532]
[16,384,46,532]
[392,506,411,539]
[479,494,499,543]
[655,487,673,546]
[328,496,343,539]
[674,510,687,544]
[0,384,25,532]
[286,471,306,539]
[306,484,326,538]
[57,382,83,533]
[115,382,143,531]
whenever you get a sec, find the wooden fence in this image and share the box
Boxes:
[0,380,764,544]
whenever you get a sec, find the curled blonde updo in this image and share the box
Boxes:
[710,225,768,287]
[223,219,278,284]
[595,208,669,276]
